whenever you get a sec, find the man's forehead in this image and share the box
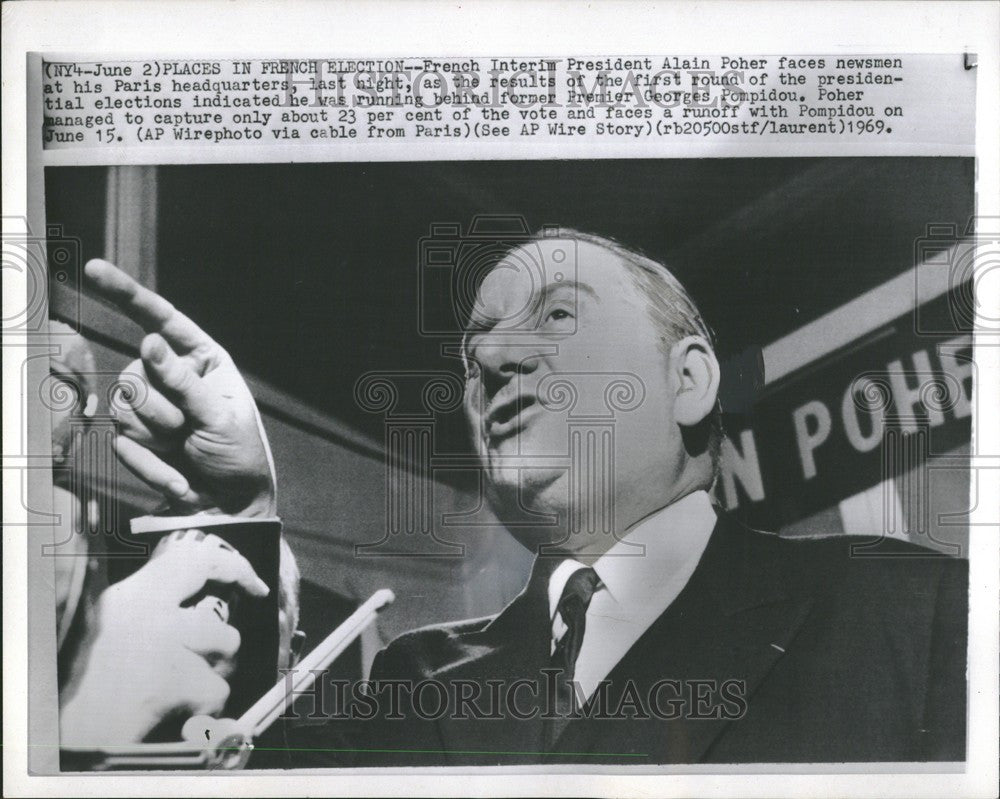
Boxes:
[470,239,631,326]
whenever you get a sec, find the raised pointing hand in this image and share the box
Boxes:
[84,259,276,517]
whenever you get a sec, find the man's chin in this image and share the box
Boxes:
[485,461,566,512]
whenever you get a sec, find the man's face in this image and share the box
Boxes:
[463,239,684,534]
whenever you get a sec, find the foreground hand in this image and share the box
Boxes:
[84,258,276,517]
[60,531,270,746]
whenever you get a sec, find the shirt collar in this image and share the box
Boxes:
[546,490,717,622]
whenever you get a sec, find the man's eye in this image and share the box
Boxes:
[545,308,574,323]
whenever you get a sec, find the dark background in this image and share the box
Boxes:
[47,158,975,458]
[45,158,975,655]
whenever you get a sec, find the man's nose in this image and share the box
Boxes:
[476,337,541,399]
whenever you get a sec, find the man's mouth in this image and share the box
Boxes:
[486,394,538,443]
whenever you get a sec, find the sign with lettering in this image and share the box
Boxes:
[717,289,972,531]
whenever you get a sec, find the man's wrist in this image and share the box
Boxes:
[238,489,277,519]
[144,487,276,523]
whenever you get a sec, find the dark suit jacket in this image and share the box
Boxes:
[287,513,967,767]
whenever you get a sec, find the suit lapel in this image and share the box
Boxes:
[427,516,817,764]
[654,582,815,762]
[433,557,556,761]
[557,515,815,763]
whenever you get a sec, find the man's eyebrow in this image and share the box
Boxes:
[543,279,597,300]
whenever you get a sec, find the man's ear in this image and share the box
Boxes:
[670,335,721,427]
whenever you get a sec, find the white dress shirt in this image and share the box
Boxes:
[546,490,717,704]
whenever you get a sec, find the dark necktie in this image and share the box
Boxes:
[544,566,601,747]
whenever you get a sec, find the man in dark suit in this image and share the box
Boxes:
[337,512,965,765]
[294,229,967,765]
[80,229,967,764]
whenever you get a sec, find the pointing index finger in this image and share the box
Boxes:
[84,259,213,352]
[200,542,271,599]
[159,534,270,602]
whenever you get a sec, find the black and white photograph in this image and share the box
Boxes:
[41,156,974,767]
[3,2,998,797]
